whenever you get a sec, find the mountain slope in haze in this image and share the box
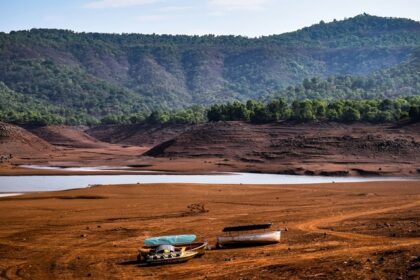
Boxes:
[0,14,419,123]
[270,48,420,100]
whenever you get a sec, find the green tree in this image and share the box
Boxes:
[342,106,361,122]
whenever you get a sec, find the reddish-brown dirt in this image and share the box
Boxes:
[0,122,56,159]
[0,123,149,174]
[0,121,419,177]
[0,181,419,279]
[86,123,193,147]
[144,122,420,176]
[28,125,109,148]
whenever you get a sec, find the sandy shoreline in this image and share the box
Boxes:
[0,181,419,279]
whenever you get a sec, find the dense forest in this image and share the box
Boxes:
[0,14,419,125]
[1,48,418,126]
[87,96,420,125]
[207,97,420,123]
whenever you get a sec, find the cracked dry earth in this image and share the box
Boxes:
[0,181,419,279]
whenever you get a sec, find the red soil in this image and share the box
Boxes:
[144,122,420,176]
[0,122,56,158]
[86,123,192,147]
[1,121,419,278]
[29,125,109,148]
[0,181,419,279]
[0,121,419,177]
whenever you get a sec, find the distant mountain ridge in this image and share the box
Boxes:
[0,14,419,124]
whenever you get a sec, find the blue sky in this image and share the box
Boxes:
[1,0,419,37]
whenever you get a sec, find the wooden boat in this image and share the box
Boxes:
[217,230,281,247]
[145,245,198,265]
[222,223,273,232]
[142,242,208,255]
[217,223,281,248]
[138,241,208,263]
[181,241,208,256]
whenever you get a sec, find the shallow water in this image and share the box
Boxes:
[18,165,157,172]
[0,193,23,197]
[0,165,414,193]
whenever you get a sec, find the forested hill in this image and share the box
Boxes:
[0,14,419,124]
[268,48,420,101]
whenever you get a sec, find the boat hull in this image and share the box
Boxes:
[146,250,198,265]
[138,242,207,263]
[217,230,281,248]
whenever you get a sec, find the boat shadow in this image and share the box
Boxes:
[118,259,196,267]
[118,259,153,268]
[118,259,139,266]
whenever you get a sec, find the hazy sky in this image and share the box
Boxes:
[1,0,419,37]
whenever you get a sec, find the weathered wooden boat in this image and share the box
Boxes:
[138,234,207,263]
[141,242,208,256]
[216,223,281,248]
[145,245,198,265]
[180,241,208,256]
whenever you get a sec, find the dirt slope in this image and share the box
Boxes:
[86,123,192,147]
[145,121,420,176]
[2,121,419,176]
[145,121,267,158]
[0,122,55,157]
[29,125,108,148]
